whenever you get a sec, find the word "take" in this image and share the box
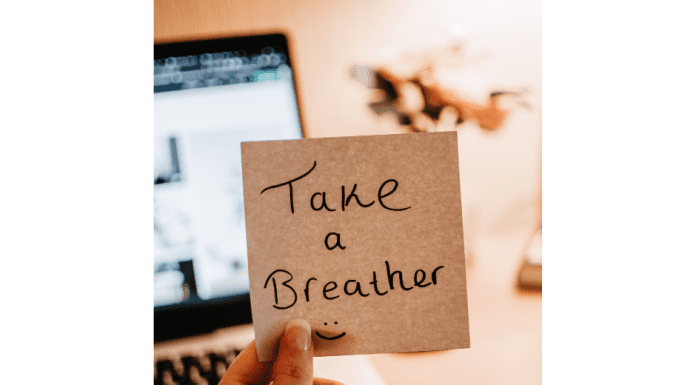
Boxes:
[260,161,411,214]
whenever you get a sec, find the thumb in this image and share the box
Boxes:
[273,319,314,385]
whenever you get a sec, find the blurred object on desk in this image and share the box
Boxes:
[350,36,532,133]
[517,228,542,290]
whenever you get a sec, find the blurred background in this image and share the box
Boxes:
[155,0,542,238]
[155,0,541,383]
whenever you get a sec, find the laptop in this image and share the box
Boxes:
[153,33,386,385]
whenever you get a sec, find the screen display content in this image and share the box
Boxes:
[154,35,304,312]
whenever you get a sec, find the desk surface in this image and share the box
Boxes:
[369,228,541,384]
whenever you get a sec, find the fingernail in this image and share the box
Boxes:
[285,319,311,351]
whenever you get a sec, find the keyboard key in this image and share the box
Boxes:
[156,360,174,378]
[206,353,227,384]
[225,349,241,365]
[155,345,244,385]
[161,370,178,385]
[172,358,185,378]
[198,354,212,373]
[189,366,209,385]
[215,361,228,380]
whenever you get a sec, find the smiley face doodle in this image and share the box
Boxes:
[315,321,346,340]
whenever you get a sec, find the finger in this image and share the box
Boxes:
[272,319,314,385]
[312,378,346,385]
[219,340,273,385]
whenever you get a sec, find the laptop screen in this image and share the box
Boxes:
[154,34,304,335]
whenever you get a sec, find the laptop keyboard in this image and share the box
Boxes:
[154,347,242,385]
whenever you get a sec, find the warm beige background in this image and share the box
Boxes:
[155,1,541,383]
[155,0,542,234]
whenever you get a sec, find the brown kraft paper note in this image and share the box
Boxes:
[241,131,469,362]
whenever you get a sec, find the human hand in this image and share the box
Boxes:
[218,319,344,385]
